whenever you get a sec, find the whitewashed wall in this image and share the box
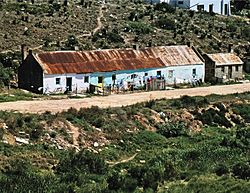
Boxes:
[43,73,90,94]
[144,0,231,15]
[42,64,204,94]
[190,0,231,15]
[163,64,204,84]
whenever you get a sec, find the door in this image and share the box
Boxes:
[224,4,228,15]
[209,4,213,13]
[98,76,104,88]
[228,66,232,79]
[66,77,72,91]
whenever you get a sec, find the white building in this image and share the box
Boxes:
[18,45,204,94]
[145,0,231,15]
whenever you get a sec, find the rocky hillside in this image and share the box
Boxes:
[0,0,249,56]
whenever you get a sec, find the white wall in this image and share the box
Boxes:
[189,0,231,15]
[163,64,204,84]
[43,73,90,94]
[42,64,204,94]
[144,0,231,15]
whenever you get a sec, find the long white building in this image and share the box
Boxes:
[145,0,231,15]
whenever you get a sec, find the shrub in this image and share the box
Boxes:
[30,124,43,140]
[154,2,175,13]
[232,162,250,180]
[56,150,108,175]
[242,27,250,41]
[155,17,175,30]
[145,99,155,108]
[179,95,197,107]
[0,127,4,140]
[156,121,188,138]
[215,164,229,176]
[128,22,153,34]
[107,32,124,43]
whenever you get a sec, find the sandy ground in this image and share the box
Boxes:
[0,83,250,114]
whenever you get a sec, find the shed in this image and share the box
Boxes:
[204,53,244,83]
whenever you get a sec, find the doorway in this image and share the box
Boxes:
[228,66,232,79]
[98,76,104,88]
[209,4,213,13]
[224,4,228,15]
[66,77,72,91]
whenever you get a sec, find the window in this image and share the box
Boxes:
[145,72,148,76]
[112,74,116,81]
[157,71,161,77]
[56,78,60,85]
[98,76,103,84]
[221,67,225,73]
[178,1,183,4]
[131,74,137,79]
[235,66,239,72]
[84,76,89,83]
[197,5,204,11]
[168,70,174,78]
[192,68,196,75]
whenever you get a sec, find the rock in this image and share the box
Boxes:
[15,137,29,144]
[95,127,102,132]
[93,142,99,147]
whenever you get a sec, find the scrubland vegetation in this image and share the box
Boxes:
[0,0,249,88]
[0,93,250,192]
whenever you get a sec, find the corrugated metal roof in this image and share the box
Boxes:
[207,53,243,66]
[151,46,204,66]
[33,45,203,74]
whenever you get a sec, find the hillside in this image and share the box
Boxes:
[0,0,249,55]
[0,93,250,192]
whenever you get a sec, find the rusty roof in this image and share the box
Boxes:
[33,46,203,74]
[207,53,243,66]
[151,45,204,66]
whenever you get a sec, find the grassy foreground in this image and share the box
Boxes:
[0,93,250,192]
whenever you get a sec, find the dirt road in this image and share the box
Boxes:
[0,83,250,114]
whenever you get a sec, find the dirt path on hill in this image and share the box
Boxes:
[0,83,249,114]
[92,3,105,34]
[106,153,138,167]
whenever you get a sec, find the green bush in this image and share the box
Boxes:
[156,122,188,138]
[155,17,175,30]
[232,162,250,180]
[128,22,153,34]
[107,32,124,43]
[215,164,229,176]
[56,150,107,175]
[154,2,175,13]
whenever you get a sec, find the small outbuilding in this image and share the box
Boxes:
[204,53,244,83]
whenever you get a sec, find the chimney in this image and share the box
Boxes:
[133,44,139,50]
[228,43,234,53]
[21,44,28,62]
[28,49,33,55]
[187,41,193,47]
[148,41,152,47]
